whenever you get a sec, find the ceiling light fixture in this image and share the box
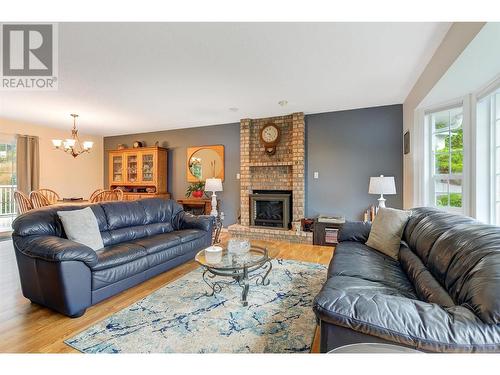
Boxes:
[52,114,93,158]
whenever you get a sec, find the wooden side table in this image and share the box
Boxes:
[177,198,213,215]
[313,219,344,246]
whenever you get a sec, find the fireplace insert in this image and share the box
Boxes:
[249,190,292,229]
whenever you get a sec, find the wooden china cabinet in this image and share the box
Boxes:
[108,146,170,201]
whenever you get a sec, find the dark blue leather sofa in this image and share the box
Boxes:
[313,207,500,353]
[12,198,213,318]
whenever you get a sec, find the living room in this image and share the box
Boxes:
[1,1,499,374]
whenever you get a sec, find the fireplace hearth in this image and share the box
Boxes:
[250,190,292,229]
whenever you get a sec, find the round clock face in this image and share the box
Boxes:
[262,125,279,143]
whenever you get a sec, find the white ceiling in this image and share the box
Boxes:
[420,22,500,108]
[0,22,451,136]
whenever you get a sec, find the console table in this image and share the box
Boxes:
[313,219,344,246]
[177,198,213,215]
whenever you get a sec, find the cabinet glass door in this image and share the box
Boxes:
[142,153,154,182]
[112,155,123,183]
[126,154,138,183]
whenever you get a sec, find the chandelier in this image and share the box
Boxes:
[52,114,93,158]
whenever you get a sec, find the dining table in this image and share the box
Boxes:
[54,199,89,206]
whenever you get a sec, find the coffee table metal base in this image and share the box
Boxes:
[201,259,272,306]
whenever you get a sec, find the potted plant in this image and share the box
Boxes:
[185,181,205,198]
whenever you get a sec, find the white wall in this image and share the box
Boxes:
[0,117,103,198]
[420,23,500,108]
[403,22,485,209]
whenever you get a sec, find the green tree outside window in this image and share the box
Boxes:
[434,122,463,208]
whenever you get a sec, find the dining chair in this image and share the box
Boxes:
[88,188,103,202]
[14,191,34,214]
[113,188,124,200]
[30,191,51,209]
[90,189,123,203]
[35,188,60,205]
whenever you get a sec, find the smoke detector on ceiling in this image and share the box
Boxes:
[278,100,288,107]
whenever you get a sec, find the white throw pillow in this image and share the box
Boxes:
[366,207,410,260]
[57,207,104,250]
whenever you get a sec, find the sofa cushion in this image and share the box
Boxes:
[176,229,206,243]
[428,223,500,324]
[101,201,148,230]
[146,244,193,267]
[338,221,372,243]
[403,207,476,265]
[132,232,182,254]
[99,200,178,246]
[92,257,149,290]
[106,222,174,246]
[329,242,416,299]
[92,243,147,271]
[399,244,455,307]
[366,207,410,259]
[313,277,500,352]
[139,198,182,225]
[147,233,209,268]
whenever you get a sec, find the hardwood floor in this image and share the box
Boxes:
[0,233,333,353]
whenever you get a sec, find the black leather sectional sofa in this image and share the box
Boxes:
[12,198,213,318]
[314,207,500,353]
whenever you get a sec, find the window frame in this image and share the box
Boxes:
[481,90,500,224]
[412,76,500,223]
[424,100,468,214]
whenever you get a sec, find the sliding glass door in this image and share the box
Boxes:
[0,134,16,233]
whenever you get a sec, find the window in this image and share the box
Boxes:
[426,106,464,212]
[491,92,500,224]
[481,89,500,225]
[0,134,17,233]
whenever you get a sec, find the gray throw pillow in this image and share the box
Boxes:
[366,207,410,260]
[57,207,104,250]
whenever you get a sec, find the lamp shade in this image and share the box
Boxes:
[83,141,94,150]
[205,178,223,192]
[369,175,396,195]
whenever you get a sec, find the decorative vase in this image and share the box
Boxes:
[192,190,204,198]
[228,239,250,254]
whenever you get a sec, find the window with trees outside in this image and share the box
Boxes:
[0,135,17,233]
[427,106,464,212]
[487,91,500,225]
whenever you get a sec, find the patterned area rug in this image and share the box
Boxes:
[65,259,326,353]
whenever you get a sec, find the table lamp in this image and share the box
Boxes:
[368,175,396,209]
[205,178,223,216]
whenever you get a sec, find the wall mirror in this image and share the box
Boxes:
[186,145,225,182]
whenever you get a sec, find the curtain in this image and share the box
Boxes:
[16,135,39,194]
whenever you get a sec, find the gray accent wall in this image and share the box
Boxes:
[103,123,240,225]
[104,104,403,225]
[306,104,403,220]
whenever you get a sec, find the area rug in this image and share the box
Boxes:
[65,259,326,353]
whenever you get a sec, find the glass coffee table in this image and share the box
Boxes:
[195,245,272,306]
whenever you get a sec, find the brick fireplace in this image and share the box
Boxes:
[228,112,312,244]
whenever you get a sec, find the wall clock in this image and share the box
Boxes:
[260,123,280,155]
